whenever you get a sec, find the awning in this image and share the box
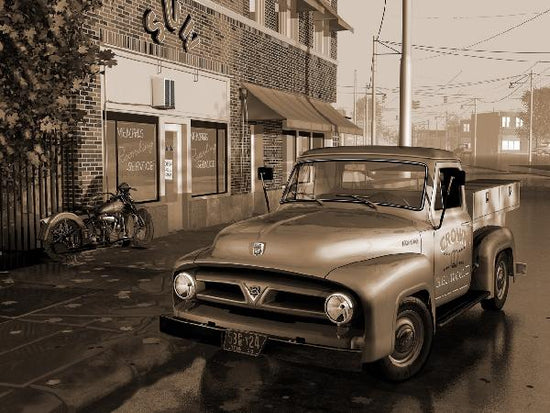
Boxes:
[243,82,362,135]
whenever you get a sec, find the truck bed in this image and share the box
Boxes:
[465,179,520,231]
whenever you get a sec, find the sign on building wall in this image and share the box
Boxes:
[143,0,200,52]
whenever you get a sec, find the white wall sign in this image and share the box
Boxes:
[164,159,173,180]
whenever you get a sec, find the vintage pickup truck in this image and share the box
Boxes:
[160,146,526,381]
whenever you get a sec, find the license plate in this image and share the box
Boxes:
[222,329,267,357]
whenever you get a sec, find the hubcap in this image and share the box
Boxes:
[389,311,424,367]
[495,262,507,300]
[52,220,80,252]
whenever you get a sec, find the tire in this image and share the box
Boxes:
[44,218,83,263]
[129,208,154,248]
[366,297,433,382]
[481,252,510,311]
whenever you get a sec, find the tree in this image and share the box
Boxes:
[520,86,550,145]
[355,95,385,144]
[0,0,116,172]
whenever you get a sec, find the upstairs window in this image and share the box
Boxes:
[501,116,511,128]
[463,123,470,133]
[249,0,265,25]
[516,117,524,128]
[277,0,299,40]
[312,15,331,56]
[502,140,520,151]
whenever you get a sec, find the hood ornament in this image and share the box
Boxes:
[252,242,266,256]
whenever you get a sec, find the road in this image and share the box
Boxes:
[85,190,550,413]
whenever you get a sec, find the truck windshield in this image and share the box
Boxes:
[282,160,427,210]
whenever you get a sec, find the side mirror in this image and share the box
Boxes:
[434,170,464,230]
[257,166,273,181]
[455,170,466,186]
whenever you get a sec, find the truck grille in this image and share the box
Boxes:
[186,267,358,322]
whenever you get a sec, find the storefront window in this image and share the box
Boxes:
[296,132,310,157]
[282,130,296,181]
[311,132,324,149]
[191,121,227,196]
[105,113,158,202]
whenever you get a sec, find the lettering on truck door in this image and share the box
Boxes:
[432,165,473,305]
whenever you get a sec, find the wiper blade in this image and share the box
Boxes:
[334,194,377,210]
[284,192,324,206]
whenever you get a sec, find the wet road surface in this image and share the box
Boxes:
[86,191,550,413]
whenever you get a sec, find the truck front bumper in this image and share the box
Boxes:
[159,314,363,371]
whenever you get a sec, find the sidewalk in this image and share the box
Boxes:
[0,224,224,413]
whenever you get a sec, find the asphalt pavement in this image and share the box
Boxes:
[0,225,225,413]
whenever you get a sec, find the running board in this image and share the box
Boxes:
[436,290,490,328]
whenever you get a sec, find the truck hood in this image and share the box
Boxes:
[194,204,424,278]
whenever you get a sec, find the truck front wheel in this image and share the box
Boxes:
[481,251,509,311]
[366,297,433,381]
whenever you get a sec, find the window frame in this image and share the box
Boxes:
[282,158,429,212]
[190,120,228,197]
[105,111,160,203]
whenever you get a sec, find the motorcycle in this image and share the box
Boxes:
[39,182,154,262]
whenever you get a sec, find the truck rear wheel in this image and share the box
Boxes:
[366,297,433,382]
[481,252,509,311]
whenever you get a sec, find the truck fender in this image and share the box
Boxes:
[39,212,86,242]
[471,226,515,298]
[326,253,434,363]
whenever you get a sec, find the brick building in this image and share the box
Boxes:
[73,0,358,236]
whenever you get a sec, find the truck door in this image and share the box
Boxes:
[432,164,473,305]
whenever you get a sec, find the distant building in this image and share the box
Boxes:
[457,119,472,152]
[413,128,446,149]
[473,111,527,157]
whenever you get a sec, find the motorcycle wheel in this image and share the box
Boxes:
[129,208,154,248]
[44,218,83,263]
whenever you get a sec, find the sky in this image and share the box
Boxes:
[336,1,550,131]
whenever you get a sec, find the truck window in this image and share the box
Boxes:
[435,168,462,210]
[283,160,427,210]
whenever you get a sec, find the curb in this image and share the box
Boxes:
[7,324,179,413]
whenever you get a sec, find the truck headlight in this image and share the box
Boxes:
[325,293,355,325]
[173,272,196,300]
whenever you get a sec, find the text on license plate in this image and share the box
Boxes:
[222,330,267,357]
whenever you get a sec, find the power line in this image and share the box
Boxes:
[412,9,550,62]
[382,42,550,55]
[467,7,550,48]
[421,12,542,20]
[376,0,387,40]
[413,47,550,63]
[383,74,525,93]
[481,81,526,104]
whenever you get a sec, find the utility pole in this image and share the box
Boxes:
[399,0,412,146]
[371,36,377,145]
[353,69,357,126]
[473,97,478,164]
[364,83,369,145]
[529,70,534,164]
[445,110,449,150]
